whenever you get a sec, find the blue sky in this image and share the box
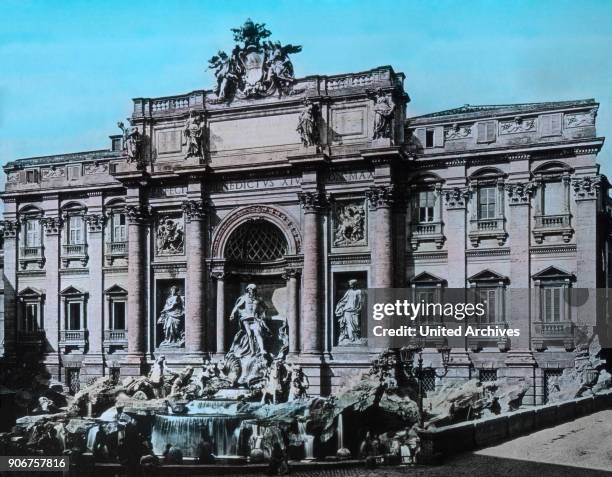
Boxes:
[1,0,611,174]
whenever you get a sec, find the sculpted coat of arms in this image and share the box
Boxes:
[208,19,302,103]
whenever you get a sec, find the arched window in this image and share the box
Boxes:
[225,220,287,262]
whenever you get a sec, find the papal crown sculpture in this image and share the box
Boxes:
[208,18,303,102]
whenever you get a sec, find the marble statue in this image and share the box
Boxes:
[288,365,309,401]
[228,283,269,357]
[334,203,366,246]
[157,286,185,347]
[182,110,207,159]
[335,279,364,345]
[372,90,395,140]
[156,216,184,255]
[208,19,302,102]
[296,100,319,148]
[260,360,288,404]
[117,121,144,166]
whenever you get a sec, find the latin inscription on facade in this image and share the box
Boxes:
[326,170,374,183]
[211,176,302,192]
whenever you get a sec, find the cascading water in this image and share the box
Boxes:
[337,413,344,450]
[151,400,249,457]
[297,421,314,459]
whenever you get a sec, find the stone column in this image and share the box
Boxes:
[40,214,61,375]
[1,218,19,360]
[82,213,105,380]
[506,181,535,349]
[443,188,468,288]
[283,268,300,354]
[298,191,326,355]
[211,271,226,356]
[183,200,207,359]
[123,205,148,374]
[366,186,395,288]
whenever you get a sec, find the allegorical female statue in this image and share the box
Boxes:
[157,286,185,346]
[227,283,270,358]
[335,279,364,344]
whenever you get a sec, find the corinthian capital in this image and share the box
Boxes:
[298,191,327,212]
[443,187,470,209]
[84,214,105,233]
[124,205,150,224]
[366,185,395,209]
[572,175,601,200]
[182,199,207,222]
[41,216,63,235]
[505,182,536,205]
[0,220,19,238]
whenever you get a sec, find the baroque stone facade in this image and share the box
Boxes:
[1,22,610,403]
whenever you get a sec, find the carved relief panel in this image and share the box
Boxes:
[155,214,185,256]
[332,199,367,248]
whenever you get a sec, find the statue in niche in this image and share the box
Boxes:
[156,216,184,255]
[228,284,270,357]
[372,90,395,140]
[182,110,207,159]
[335,279,365,345]
[157,286,185,347]
[296,100,319,148]
[117,121,144,165]
[334,203,366,246]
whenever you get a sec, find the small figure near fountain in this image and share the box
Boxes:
[335,279,365,345]
[195,429,216,464]
[149,356,174,398]
[158,286,185,347]
[268,442,290,475]
[169,366,194,398]
[261,360,289,405]
[288,365,309,401]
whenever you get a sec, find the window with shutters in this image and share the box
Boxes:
[26,169,38,183]
[478,187,497,219]
[543,181,565,215]
[542,287,562,322]
[532,164,572,243]
[476,288,497,323]
[25,219,41,247]
[477,121,496,143]
[112,213,127,242]
[67,216,84,245]
[417,190,436,223]
[468,270,507,326]
[67,165,80,181]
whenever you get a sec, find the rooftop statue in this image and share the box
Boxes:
[117,120,145,168]
[208,19,302,103]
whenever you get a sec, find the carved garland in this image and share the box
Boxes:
[211,205,302,258]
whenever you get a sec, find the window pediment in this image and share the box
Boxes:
[104,284,128,296]
[532,266,575,281]
[468,269,508,284]
[411,271,446,286]
[18,287,44,298]
[60,285,87,297]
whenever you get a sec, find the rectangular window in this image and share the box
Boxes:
[478,187,497,219]
[25,220,41,247]
[425,128,435,148]
[24,303,38,332]
[68,302,81,330]
[67,165,80,181]
[68,216,84,245]
[112,214,126,242]
[476,288,497,323]
[543,181,565,215]
[543,287,562,322]
[112,301,126,330]
[25,170,38,183]
[417,191,435,223]
[477,121,496,143]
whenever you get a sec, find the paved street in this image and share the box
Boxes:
[248,410,612,477]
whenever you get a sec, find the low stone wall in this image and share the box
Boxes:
[417,389,612,464]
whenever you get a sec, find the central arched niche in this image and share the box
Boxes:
[221,219,290,356]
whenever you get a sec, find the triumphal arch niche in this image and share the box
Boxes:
[109,18,406,394]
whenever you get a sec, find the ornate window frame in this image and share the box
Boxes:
[408,174,445,250]
[532,162,573,244]
[104,284,128,353]
[467,269,509,351]
[532,266,575,352]
[409,272,447,348]
[104,201,128,265]
[61,202,88,267]
[468,168,507,247]
[59,285,88,353]
[17,287,45,345]
[18,206,45,270]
